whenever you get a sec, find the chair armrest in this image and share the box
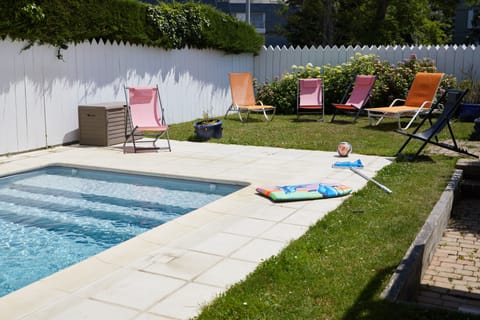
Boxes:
[418,100,433,109]
[389,98,406,107]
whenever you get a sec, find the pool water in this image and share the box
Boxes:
[0,166,242,297]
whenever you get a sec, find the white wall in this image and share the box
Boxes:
[0,39,253,155]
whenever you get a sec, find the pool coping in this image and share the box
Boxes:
[0,141,392,320]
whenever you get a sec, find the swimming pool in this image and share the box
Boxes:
[0,165,242,297]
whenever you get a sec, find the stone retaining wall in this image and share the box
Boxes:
[380,169,463,302]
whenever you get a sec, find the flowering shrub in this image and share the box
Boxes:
[255,53,457,115]
[255,75,298,114]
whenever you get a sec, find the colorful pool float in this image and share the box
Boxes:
[256,182,353,202]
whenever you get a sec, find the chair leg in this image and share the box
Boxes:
[224,105,237,120]
[150,131,171,152]
[261,109,269,121]
[368,111,381,126]
[410,141,430,160]
[353,109,361,123]
[375,116,385,126]
[131,131,138,153]
[331,108,337,122]
[165,130,171,152]
[123,127,137,153]
[400,115,417,130]
[263,107,275,121]
[237,110,245,122]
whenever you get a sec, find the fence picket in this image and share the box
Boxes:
[256,44,479,83]
[0,39,478,155]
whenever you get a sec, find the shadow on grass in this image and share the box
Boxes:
[291,118,325,123]
[329,119,357,125]
[187,135,226,142]
[187,136,209,142]
[341,267,478,320]
[395,154,436,163]
[359,122,400,132]
[468,132,480,141]
[224,115,270,123]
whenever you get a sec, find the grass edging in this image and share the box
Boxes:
[380,168,463,302]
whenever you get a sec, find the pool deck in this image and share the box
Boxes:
[0,141,392,320]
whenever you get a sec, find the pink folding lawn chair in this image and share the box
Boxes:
[331,75,376,123]
[297,78,324,121]
[123,86,171,153]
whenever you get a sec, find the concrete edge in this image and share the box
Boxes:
[380,168,463,302]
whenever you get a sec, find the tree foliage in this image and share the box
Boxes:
[0,0,264,54]
[283,0,458,46]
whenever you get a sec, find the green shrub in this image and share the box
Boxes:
[255,75,297,114]
[255,53,457,115]
[0,0,263,54]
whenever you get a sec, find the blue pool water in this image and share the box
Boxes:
[0,166,242,297]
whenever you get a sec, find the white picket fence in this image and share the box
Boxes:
[254,45,480,83]
[0,39,252,155]
[0,39,479,156]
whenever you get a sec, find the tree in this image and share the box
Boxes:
[283,0,458,46]
[284,0,323,46]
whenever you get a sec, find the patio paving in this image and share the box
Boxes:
[417,198,480,315]
[0,140,392,320]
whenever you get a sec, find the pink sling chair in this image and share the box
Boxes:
[331,75,376,123]
[297,78,324,121]
[123,86,171,153]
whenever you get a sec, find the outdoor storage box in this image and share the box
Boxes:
[78,102,129,146]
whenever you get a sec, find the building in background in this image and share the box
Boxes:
[139,0,289,47]
[454,0,480,44]
[141,0,480,46]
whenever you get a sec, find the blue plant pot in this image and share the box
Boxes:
[459,103,480,122]
[193,119,223,139]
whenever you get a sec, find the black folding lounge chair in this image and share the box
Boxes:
[395,89,479,161]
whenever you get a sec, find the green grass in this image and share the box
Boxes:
[169,114,480,320]
[169,114,477,156]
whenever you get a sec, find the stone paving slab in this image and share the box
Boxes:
[0,141,392,320]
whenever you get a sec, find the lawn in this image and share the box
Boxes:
[169,114,479,320]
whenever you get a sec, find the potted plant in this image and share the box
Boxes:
[193,110,223,140]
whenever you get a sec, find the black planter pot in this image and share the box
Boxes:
[193,119,223,139]
[474,117,480,137]
[459,103,480,122]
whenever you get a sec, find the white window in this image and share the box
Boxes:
[467,8,480,29]
[235,12,266,33]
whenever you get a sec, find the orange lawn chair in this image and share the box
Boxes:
[366,72,444,130]
[225,72,276,122]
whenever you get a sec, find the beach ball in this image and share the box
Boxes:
[337,142,352,157]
